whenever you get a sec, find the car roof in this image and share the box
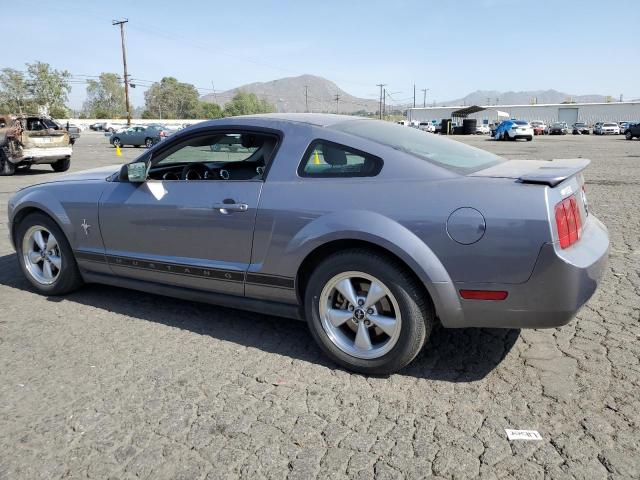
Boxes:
[197,113,369,129]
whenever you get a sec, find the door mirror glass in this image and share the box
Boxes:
[127,161,147,182]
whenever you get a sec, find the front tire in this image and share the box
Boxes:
[305,249,434,374]
[112,137,122,147]
[144,137,154,148]
[626,132,633,140]
[16,213,83,295]
[51,157,71,172]
[0,149,16,176]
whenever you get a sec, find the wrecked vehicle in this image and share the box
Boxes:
[0,114,73,176]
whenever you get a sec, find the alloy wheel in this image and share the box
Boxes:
[22,225,62,285]
[319,271,402,359]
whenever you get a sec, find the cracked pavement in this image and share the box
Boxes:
[0,132,638,479]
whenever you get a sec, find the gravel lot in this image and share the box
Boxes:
[0,131,638,479]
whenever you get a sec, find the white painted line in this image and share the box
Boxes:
[505,429,543,441]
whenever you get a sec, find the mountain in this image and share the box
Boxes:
[201,74,379,113]
[437,89,612,107]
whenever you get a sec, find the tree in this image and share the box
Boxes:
[197,101,223,119]
[0,62,71,117]
[83,73,126,118]
[0,69,29,113]
[25,62,71,117]
[223,91,275,117]
[143,77,200,119]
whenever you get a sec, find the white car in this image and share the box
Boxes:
[475,124,491,135]
[418,122,436,133]
[597,122,620,135]
[505,120,534,141]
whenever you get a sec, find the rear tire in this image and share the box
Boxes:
[51,157,71,172]
[145,137,154,148]
[304,249,434,374]
[16,213,83,295]
[526,136,533,141]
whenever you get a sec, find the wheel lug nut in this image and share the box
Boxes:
[367,308,374,315]
[358,299,364,306]
[364,319,371,326]
[348,305,355,311]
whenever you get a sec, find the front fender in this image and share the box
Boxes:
[8,188,74,249]
[286,210,464,327]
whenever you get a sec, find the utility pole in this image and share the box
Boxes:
[413,84,416,108]
[113,19,131,125]
[334,92,341,114]
[211,81,217,103]
[304,85,309,112]
[376,83,386,119]
[382,88,386,119]
[421,88,428,107]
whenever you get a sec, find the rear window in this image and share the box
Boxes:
[299,140,382,178]
[329,119,503,174]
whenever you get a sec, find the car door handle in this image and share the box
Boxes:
[213,201,249,214]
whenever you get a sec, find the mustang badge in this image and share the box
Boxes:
[81,219,91,236]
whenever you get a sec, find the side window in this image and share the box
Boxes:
[157,133,263,166]
[299,140,383,178]
[148,131,279,181]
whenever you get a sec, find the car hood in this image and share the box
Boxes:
[23,165,121,188]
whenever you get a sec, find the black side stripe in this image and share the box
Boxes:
[246,272,295,289]
[75,251,294,289]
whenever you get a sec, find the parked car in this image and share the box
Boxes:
[493,120,534,141]
[618,122,630,134]
[418,122,436,133]
[64,122,81,144]
[596,122,620,135]
[475,124,490,135]
[624,122,640,140]
[109,126,164,148]
[89,122,105,131]
[549,122,569,135]
[7,114,609,373]
[592,122,603,134]
[530,121,547,135]
[0,113,73,176]
[572,122,590,135]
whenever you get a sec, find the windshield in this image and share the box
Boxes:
[603,123,617,127]
[330,120,504,174]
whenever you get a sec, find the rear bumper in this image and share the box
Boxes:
[447,215,609,329]
[16,146,72,164]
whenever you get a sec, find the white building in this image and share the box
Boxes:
[407,102,640,126]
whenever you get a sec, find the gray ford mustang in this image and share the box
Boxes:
[7,114,609,374]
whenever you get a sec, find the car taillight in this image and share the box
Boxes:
[554,194,582,249]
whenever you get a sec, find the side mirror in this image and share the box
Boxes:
[126,161,147,182]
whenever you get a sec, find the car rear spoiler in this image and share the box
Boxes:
[517,158,590,187]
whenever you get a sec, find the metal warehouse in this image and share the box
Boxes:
[407,102,640,125]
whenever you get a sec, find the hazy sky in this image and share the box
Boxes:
[3,0,638,109]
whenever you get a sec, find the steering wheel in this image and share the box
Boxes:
[181,163,210,180]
